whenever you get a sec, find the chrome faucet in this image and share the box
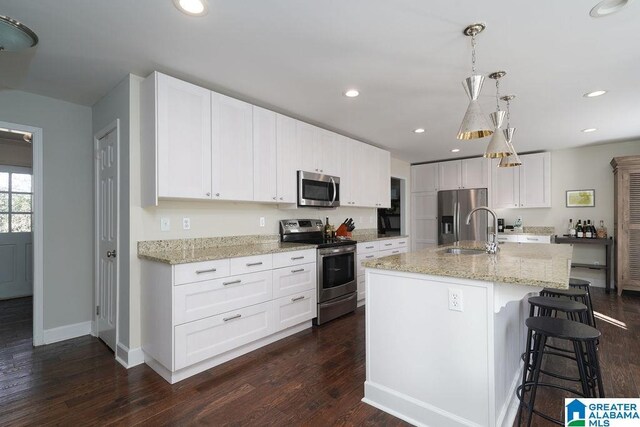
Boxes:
[466,206,499,254]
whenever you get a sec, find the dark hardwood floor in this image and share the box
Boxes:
[0,289,638,427]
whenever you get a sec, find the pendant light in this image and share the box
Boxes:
[498,95,522,167]
[483,71,512,158]
[0,16,38,51]
[457,23,493,140]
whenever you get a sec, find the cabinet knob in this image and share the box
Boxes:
[216,193,220,197]
[272,197,276,200]
[279,197,283,200]
[206,192,211,197]
[320,169,323,172]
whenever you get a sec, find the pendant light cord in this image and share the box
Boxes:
[471,35,477,74]
[505,98,511,128]
[495,79,501,111]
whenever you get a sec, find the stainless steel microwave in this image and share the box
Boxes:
[297,171,340,208]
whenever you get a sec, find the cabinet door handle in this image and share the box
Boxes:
[196,268,217,274]
[399,241,406,244]
[291,268,305,273]
[365,246,374,249]
[223,279,241,286]
[526,237,537,241]
[384,243,392,247]
[223,314,242,322]
[291,296,305,302]
[365,255,375,259]
[246,262,263,267]
[392,250,399,254]
[290,256,305,260]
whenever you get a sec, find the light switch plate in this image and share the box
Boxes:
[160,217,170,232]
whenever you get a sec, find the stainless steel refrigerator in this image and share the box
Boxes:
[437,188,488,245]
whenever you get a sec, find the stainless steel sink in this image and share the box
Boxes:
[442,248,486,255]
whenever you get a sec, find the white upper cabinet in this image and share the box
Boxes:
[411,163,439,193]
[376,147,391,208]
[296,121,321,174]
[211,92,254,201]
[275,114,298,203]
[437,158,489,191]
[438,161,462,191]
[252,106,277,202]
[491,152,551,208]
[319,129,341,177]
[143,72,212,204]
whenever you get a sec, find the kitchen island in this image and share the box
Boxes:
[362,241,573,427]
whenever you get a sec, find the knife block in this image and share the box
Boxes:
[335,224,352,238]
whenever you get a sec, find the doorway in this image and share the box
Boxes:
[0,121,44,346]
[378,177,403,236]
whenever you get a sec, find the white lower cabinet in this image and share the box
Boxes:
[141,248,316,383]
[356,238,409,303]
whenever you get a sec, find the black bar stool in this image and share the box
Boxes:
[569,278,596,328]
[517,317,604,426]
[540,287,595,327]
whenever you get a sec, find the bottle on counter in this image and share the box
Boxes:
[324,217,332,240]
[585,219,593,238]
[576,220,583,238]
[591,220,597,239]
[568,219,575,237]
[597,220,608,239]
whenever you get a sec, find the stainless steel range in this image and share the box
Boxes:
[279,219,357,325]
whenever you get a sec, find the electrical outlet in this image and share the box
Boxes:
[160,217,170,231]
[448,288,464,312]
[182,217,191,230]
[259,217,265,227]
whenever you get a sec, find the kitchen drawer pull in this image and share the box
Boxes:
[223,314,242,322]
[365,246,374,249]
[526,237,538,241]
[291,296,305,302]
[291,268,305,273]
[195,268,217,274]
[384,243,392,247]
[365,255,375,259]
[223,279,242,286]
[399,241,406,244]
[290,256,305,260]
[246,262,263,267]
[392,250,400,254]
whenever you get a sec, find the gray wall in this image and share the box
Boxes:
[92,75,131,348]
[0,90,93,329]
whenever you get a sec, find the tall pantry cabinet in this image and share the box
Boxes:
[611,155,640,295]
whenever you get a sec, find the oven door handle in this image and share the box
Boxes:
[320,292,357,308]
[330,177,337,205]
[318,245,356,256]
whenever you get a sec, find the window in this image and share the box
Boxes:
[0,170,33,233]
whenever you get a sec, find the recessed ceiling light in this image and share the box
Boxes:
[344,89,359,98]
[582,128,597,133]
[590,0,632,17]
[173,0,208,16]
[584,90,607,97]
[414,128,425,134]
[451,148,461,153]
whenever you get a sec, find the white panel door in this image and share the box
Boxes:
[377,148,391,208]
[519,152,551,208]
[411,191,438,250]
[211,92,254,201]
[275,114,298,203]
[0,167,33,299]
[461,158,489,189]
[97,128,118,352]
[411,163,439,193]
[438,161,462,190]
[295,121,321,173]
[340,136,358,206]
[156,73,212,199]
[319,129,341,177]
[252,106,277,202]
[359,143,379,207]
[491,159,520,209]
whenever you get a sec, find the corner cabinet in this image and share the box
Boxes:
[611,155,640,294]
[491,152,551,209]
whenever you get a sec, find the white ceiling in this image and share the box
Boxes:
[1,0,639,163]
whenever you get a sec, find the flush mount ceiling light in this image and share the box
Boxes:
[582,128,598,133]
[584,90,607,97]
[498,95,522,167]
[173,0,208,16]
[414,128,425,134]
[451,148,461,153]
[483,71,512,159]
[344,89,359,98]
[0,15,38,51]
[457,23,493,140]
[590,0,633,17]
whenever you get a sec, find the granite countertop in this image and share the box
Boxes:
[352,230,410,243]
[137,235,317,265]
[363,240,572,289]
[498,226,555,236]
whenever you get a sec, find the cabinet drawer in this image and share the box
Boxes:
[229,254,272,275]
[379,240,396,250]
[357,241,379,254]
[357,252,379,277]
[378,247,408,258]
[519,235,551,244]
[272,262,316,298]
[174,259,230,285]
[496,235,519,243]
[273,290,316,332]
[174,301,273,370]
[394,238,409,248]
[272,249,316,269]
[174,270,272,325]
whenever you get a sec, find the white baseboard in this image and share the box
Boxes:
[43,321,92,344]
[115,342,145,368]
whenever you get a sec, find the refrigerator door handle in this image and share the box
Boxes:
[454,201,459,241]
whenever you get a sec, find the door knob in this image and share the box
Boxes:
[107,250,117,258]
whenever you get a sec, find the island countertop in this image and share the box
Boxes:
[363,240,572,289]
